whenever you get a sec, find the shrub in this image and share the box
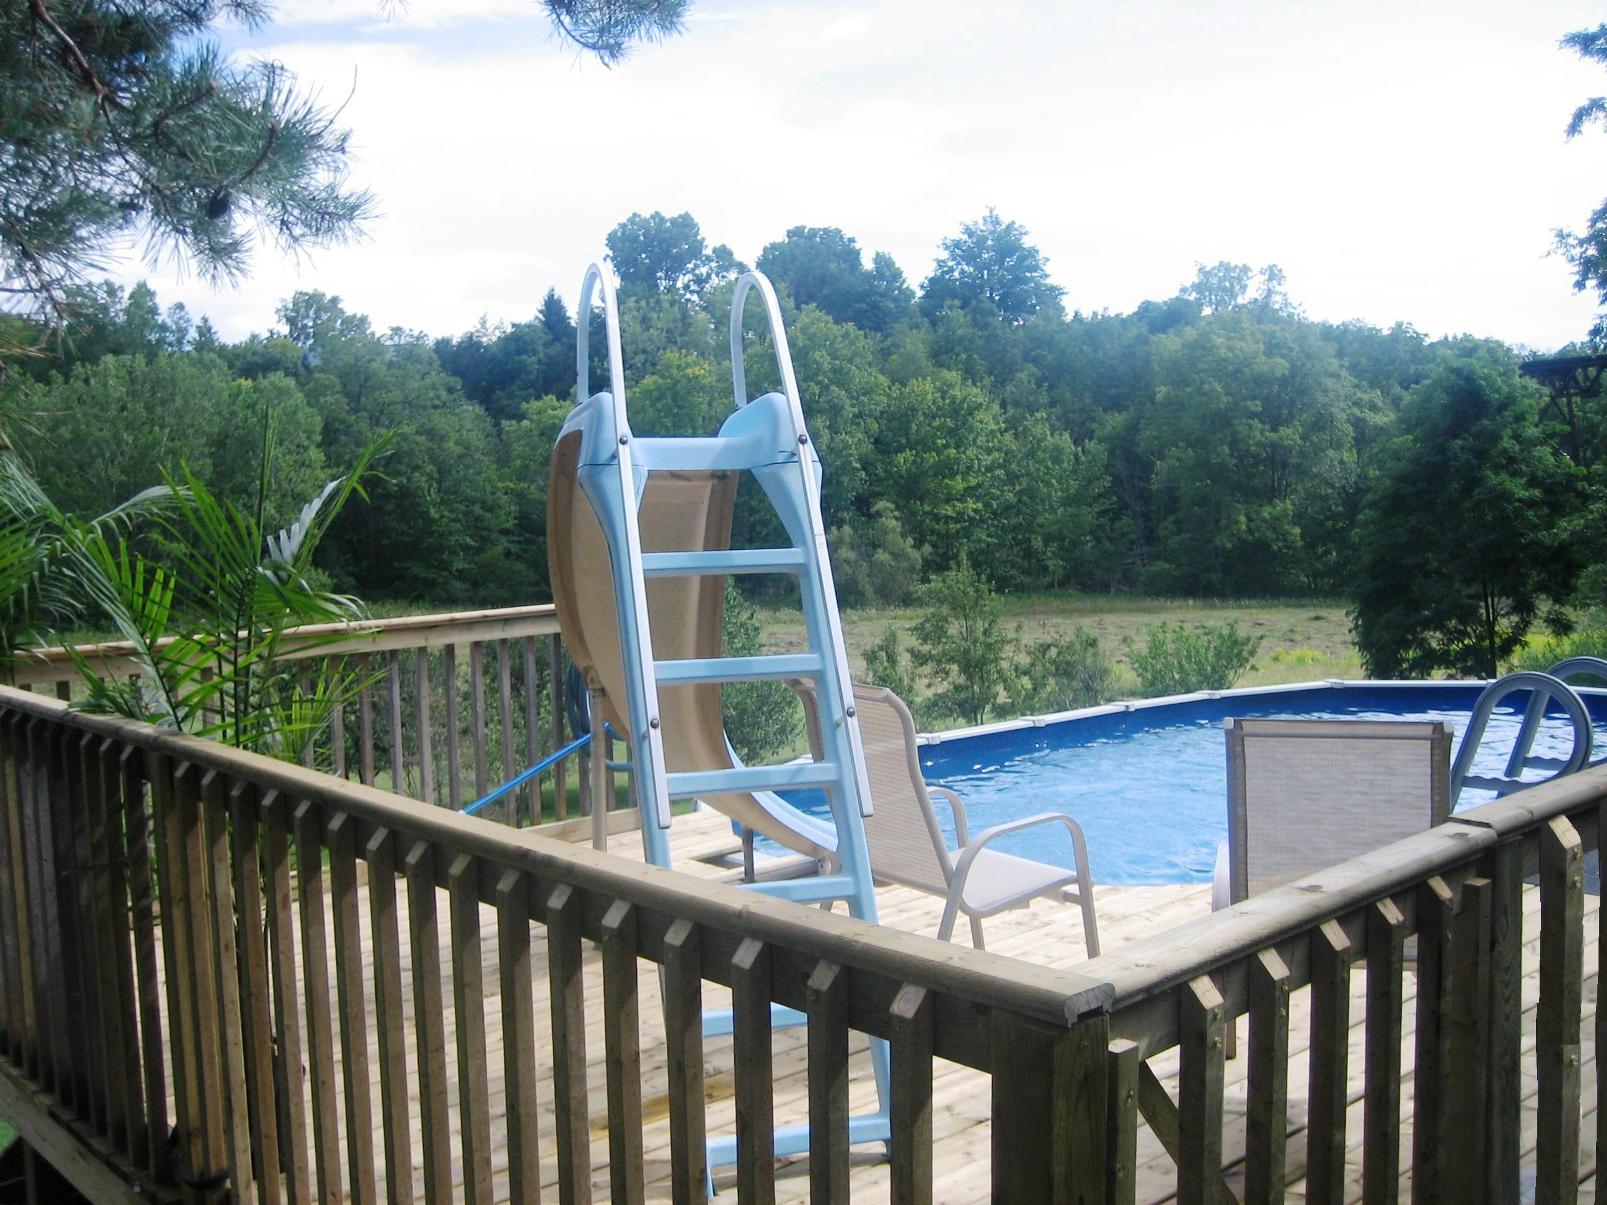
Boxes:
[1014,626,1115,713]
[909,556,1015,725]
[830,501,924,608]
[1505,622,1607,680]
[862,625,920,703]
[1125,620,1262,696]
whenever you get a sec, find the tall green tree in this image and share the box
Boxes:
[756,226,914,333]
[1129,310,1359,595]
[1556,23,1607,340]
[1,2,372,322]
[605,211,741,302]
[921,209,1064,325]
[1351,345,1582,678]
[871,371,1008,572]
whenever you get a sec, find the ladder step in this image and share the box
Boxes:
[666,762,839,799]
[640,548,806,576]
[654,653,822,685]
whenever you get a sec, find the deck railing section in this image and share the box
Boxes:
[8,604,583,825]
[0,685,1115,1204]
[1080,767,1606,1203]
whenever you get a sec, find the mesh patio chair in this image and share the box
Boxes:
[846,683,1100,954]
[1215,717,1452,907]
[1213,717,1452,1056]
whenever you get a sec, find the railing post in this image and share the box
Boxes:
[1537,816,1584,1205]
[1483,840,1523,1203]
[549,635,567,820]
[1105,1040,1139,1205]
[1442,876,1492,1205]
[1413,875,1455,1203]
[991,1008,1109,1205]
[1246,947,1291,1204]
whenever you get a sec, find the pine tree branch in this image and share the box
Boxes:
[28,0,122,111]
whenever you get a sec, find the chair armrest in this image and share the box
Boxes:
[927,784,970,846]
[950,812,1090,894]
[1211,841,1229,913]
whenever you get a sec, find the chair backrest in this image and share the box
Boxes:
[842,684,955,895]
[1225,718,1452,902]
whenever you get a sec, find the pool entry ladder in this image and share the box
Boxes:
[561,263,891,1169]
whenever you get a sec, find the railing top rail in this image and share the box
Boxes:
[1082,763,1607,1012]
[0,684,1112,1028]
[8,602,562,683]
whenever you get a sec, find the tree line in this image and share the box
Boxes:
[2,208,1598,678]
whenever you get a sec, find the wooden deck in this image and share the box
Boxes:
[268,808,1598,1203]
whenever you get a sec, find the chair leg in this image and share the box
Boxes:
[937,893,962,943]
[1069,831,1100,958]
[969,915,986,950]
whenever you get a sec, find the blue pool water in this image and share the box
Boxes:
[780,681,1607,886]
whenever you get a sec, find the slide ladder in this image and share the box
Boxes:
[552,264,890,1171]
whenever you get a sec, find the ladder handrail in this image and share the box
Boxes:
[1506,657,1607,776]
[573,262,672,828]
[1451,670,1593,801]
[729,271,803,415]
[576,261,629,412]
[729,271,875,818]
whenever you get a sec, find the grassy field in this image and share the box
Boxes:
[753,592,1364,700]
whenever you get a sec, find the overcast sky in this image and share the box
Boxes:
[112,0,1607,350]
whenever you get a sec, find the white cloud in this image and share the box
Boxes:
[114,0,1607,349]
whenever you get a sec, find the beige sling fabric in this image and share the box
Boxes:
[1225,718,1451,902]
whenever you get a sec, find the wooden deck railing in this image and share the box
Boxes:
[0,684,1115,1204]
[8,605,583,825]
[1080,767,1605,1203]
[2,654,1603,1200]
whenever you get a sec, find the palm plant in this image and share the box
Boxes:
[2,402,388,766]
[0,429,170,670]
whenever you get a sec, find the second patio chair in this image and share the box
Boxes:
[1215,717,1453,908]
[847,683,1101,955]
[1213,716,1452,1056]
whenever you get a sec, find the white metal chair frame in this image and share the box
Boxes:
[851,684,1101,955]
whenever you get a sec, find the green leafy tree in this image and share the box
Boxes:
[861,625,920,704]
[756,226,915,333]
[921,209,1064,325]
[1124,621,1261,696]
[1556,23,1607,340]
[628,348,724,437]
[1180,261,1292,316]
[1129,309,1359,595]
[1351,346,1583,678]
[909,557,1014,725]
[988,413,1114,591]
[605,211,741,302]
[872,371,1008,572]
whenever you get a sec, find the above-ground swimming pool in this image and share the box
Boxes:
[780,680,1607,886]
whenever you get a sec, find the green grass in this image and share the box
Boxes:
[752,593,1365,700]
